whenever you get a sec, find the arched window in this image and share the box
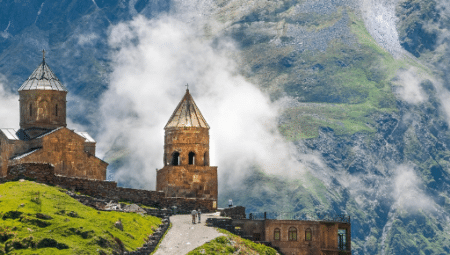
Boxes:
[189,152,195,165]
[29,103,32,117]
[288,227,297,241]
[204,151,209,166]
[274,228,280,241]
[172,152,180,166]
[305,228,312,241]
[37,100,48,120]
[55,104,58,116]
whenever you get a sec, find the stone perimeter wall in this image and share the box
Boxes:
[0,163,216,212]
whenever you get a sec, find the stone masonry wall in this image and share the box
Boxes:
[0,135,29,177]
[220,206,246,219]
[12,128,107,180]
[157,165,218,200]
[19,90,67,130]
[164,127,209,167]
[0,163,216,212]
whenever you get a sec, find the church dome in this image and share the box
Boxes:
[18,51,67,132]
[18,53,67,92]
[165,89,209,129]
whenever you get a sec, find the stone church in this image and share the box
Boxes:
[0,54,107,180]
[156,89,218,201]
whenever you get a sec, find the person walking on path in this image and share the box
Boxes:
[198,209,201,223]
[191,209,197,224]
[228,199,233,208]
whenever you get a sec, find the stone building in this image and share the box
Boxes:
[262,219,351,255]
[156,89,218,202]
[210,213,351,255]
[0,54,107,180]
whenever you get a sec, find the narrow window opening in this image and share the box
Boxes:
[274,228,280,241]
[338,229,347,250]
[189,152,195,165]
[55,104,58,116]
[204,151,209,166]
[305,228,312,241]
[172,152,180,166]
[288,227,297,241]
[29,104,32,117]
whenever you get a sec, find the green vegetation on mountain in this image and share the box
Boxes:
[225,6,405,139]
[0,181,161,254]
[2,1,450,254]
[187,228,279,255]
[220,169,333,215]
[384,211,450,254]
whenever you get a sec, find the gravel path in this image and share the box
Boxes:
[154,212,225,255]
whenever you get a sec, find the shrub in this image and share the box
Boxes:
[68,228,94,239]
[21,236,35,248]
[2,211,22,220]
[67,211,80,218]
[56,242,69,249]
[96,236,111,248]
[37,238,57,248]
[30,218,52,227]
[4,236,35,252]
[36,237,68,250]
[36,213,52,220]
[0,227,15,242]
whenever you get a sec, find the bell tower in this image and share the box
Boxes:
[18,50,67,138]
[157,88,218,201]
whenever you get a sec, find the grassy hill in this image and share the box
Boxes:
[187,228,279,255]
[0,180,161,254]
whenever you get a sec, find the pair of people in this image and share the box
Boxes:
[191,209,201,224]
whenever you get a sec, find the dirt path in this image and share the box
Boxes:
[154,213,225,255]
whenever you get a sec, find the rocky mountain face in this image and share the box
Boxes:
[1,0,450,254]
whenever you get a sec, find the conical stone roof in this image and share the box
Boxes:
[165,89,209,129]
[18,59,67,92]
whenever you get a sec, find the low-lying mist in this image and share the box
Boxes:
[97,14,305,191]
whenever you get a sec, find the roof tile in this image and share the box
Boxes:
[165,89,209,129]
[18,60,67,92]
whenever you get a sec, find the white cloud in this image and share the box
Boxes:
[393,165,434,211]
[0,75,19,128]
[97,14,305,190]
[78,33,99,46]
[393,67,428,104]
[1,21,11,39]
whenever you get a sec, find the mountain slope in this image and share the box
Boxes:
[0,180,161,254]
[1,1,450,255]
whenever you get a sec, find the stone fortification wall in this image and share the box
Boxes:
[0,163,216,212]
[219,206,246,219]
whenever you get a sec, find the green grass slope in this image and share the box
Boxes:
[278,11,419,140]
[187,228,279,255]
[0,180,161,254]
